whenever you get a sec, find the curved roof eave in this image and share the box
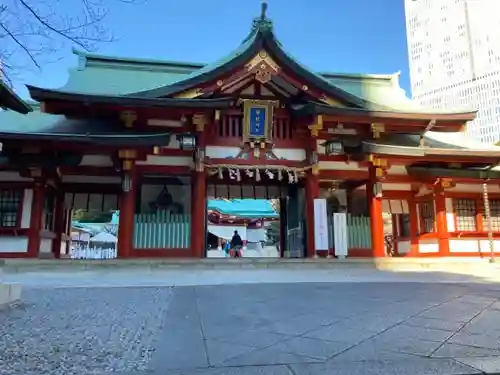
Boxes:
[122,18,382,109]
[0,81,32,114]
[26,85,234,109]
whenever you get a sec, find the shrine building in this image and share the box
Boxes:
[2,4,500,259]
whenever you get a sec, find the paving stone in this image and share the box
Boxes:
[213,330,287,348]
[455,357,500,374]
[403,316,465,332]
[257,315,323,336]
[377,324,455,343]
[271,336,352,360]
[449,331,500,350]
[161,365,292,375]
[328,341,416,362]
[432,343,500,358]
[369,336,443,356]
[205,340,256,365]
[304,324,379,344]
[220,346,321,367]
[290,358,482,375]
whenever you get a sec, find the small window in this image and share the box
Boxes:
[0,189,22,228]
[419,201,435,233]
[488,200,500,231]
[455,199,477,231]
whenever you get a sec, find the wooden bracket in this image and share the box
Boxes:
[118,149,138,159]
[122,159,134,171]
[192,114,210,132]
[436,177,455,189]
[120,111,137,128]
[371,123,385,139]
[308,115,324,137]
[367,154,388,168]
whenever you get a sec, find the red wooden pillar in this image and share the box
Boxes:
[51,190,65,258]
[434,184,450,256]
[367,167,385,257]
[117,169,136,258]
[191,170,207,258]
[305,171,319,258]
[27,182,45,257]
[408,197,419,256]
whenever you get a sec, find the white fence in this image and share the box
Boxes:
[69,245,118,260]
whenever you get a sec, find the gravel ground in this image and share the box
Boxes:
[0,287,173,375]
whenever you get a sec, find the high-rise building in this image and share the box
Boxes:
[405,0,500,143]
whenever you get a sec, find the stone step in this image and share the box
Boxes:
[1,257,499,273]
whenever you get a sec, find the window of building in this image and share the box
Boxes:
[419,201,435,233]
[0,189,22,228]
[455,199,477,231]
[488,200,500,231]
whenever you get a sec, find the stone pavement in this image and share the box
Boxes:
[1,279,500,374]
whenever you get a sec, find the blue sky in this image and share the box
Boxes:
[13,0,411,98]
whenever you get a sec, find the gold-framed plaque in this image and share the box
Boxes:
[242,99,276,142]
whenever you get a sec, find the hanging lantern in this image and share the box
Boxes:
[218,168,223,179]
[255,168,261,181]
[236,169,241,181]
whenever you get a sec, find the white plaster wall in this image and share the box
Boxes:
[39,238,52,254]
[136,155,193,167]
[450,239,480,253]
[445,198,455,232]
[206,146,241,158]
[419,238,439,253]
[162,134,182,149]
[0,237,28,253]
[61,175,121,184]
[79,155,113,167]
[21,189,33,228]
[479,240,500,253]
[382,183,412,191]
[147,119,183,127]
[449,184,500,193]
[60,241,68,255]
[387,165,408,175]
[398,240,411,254]
[273,148,306,161]
[0,172,32,182]
[319,161,367,171]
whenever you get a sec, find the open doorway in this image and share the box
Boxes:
[206,198,281,258]
[66,192,120,259]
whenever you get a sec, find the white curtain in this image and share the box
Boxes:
[207,225,247,240]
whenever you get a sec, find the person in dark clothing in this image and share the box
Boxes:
[230,230,243,257]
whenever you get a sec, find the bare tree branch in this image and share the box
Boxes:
[0,0,143,84]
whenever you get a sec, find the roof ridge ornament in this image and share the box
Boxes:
[261,0,268,20]
[247,0,273,38]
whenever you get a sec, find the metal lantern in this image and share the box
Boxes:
[177,134,197,150]
[324,140,344,156]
